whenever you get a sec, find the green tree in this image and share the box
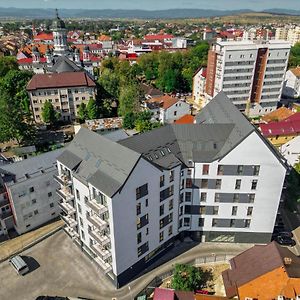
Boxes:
[118,84,141,116]
[123,111,137,129]
[171,264,205,292]
[41,101,59,125]
[0,69,35,145]
[289,43,300,68]
[86,98,98,120]
[77,103,87,123]
[0,56,19,77]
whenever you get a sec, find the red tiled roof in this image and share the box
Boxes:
[261,107,294,123]
[153,288,175,300]
[174,114,195,124]
[144,34,174,41]
[27,72,96,91]
[18,57,33,64]
[98,34,112,41]
[34,32,53,41]
[260,112,300,137]
[146,95,179,110]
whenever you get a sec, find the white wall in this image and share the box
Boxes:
[161,100,190,124]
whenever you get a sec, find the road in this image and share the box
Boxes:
[0,230,252,300]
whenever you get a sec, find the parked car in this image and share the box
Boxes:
[278,231,293,238]
[9,255,29,276]
[275,236,296,246]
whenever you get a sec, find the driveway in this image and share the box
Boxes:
[0,230,252,300]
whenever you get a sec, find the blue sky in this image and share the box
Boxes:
[0,0,299,10]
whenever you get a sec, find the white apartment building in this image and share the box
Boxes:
[192,67,206,104]
[205,40,291,117]
[0,149,62,236]
[56,92,287,288]
[27,71,96,123]
[283,67,300,98]
[275,26,300,46]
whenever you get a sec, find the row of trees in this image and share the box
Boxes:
[289,42,300,68]
[0,57,35,145]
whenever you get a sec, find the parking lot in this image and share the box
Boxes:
[0,230,116,300]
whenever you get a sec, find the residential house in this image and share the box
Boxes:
[261,106,295,123]
[193,67,207,104]
[280,136,300,167]
[56,92,287,288]
[283,67,300,98]
[222,241,300,300]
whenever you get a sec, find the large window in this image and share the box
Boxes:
[200,192,207,202]
[217,165,224,175]
[216,179,222,189]
[202,164,209,175]
[201,179,208,189]
[235,179,241,190]
[136,183,148,200]
[160,175,165,187]
[253,166,260,176]
[251,180,258,190]
[232,206,238,216]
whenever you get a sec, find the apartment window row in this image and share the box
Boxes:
[214,193,255,203]
[159,213,173,229]
[217,165,260,176]
[265,66,285,72]
[265,74,283,79]
[137,241,149,257]
[263,80,283,86]
[137,213,149,230]
[223,75,252,81]
[223,82,251,89]
[136,183,148,200]
[212,218,251,228]
[225,61,254,66]
[160,185,174,201]
[231,206,253,216]
[224,68,254,74]
[159,225,173,242]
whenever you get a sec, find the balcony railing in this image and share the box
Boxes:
[87,214,107,231]
[61,214,77,228]
[54,174,72,186]
[58,201,76,215]
[91,243,111,261]
[94,256,112,273]
[0,210,13,220]
[63,226,79,240]
[89,229,110,246]
[56,188,74,202]
[0,199,9,208]
[86,198,108,216]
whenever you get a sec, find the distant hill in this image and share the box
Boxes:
[0,7,299,19]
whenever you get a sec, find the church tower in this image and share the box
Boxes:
[52,9,68,56]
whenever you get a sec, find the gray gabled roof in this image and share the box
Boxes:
[49,56,82,73]
[57,128,141,197]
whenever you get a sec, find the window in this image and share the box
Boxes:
[245,219,251,228]
[136,203,141,215]
[170,170,174,182]
[232,206,238,216]
[181,170,184,177]
[29,187,35,193]
[145,199,148,207]
[78,204,82,214]
[180,179,184,190]
[202,164,209,175]
[200,193,207,202]
[217,165,224,175]
[212,219,217,227]
[159,231,164,242]
[160,204,164,216]
[198,218,204,227]
[136,184,148,200]
[79,217,83,226]
[249,194,255,203]
[184,217,190,227]
[34,209,39,215]
[186,178,193,188]
[199,206,206,215]
[237,165,243,175]
[137,232,142,244]
[169,199,173,210]
[216,179,222,189]
[253,165,260,176]
[168,225,173,236]
[49,202,54,208]
[160,175,165,187]
[233,193,239,203]
[247,207,253,216]
[180,193,184,203]
[146,227,149,235]
[179,219,183,228]
[174,111,177,116]
[215,193,220,202]
[213,206,219,215]
[179,206,183,216]
[251,180,258,190]
[81,230,85,240]
[76,189,80,200]
[235,179,241,190]
[201,179,208,189]
[168,213,173,222]
[187,169,192,176]
[138,241,149,257]
[230,219,236,227]
[32,199,37,205]
[48,192,52,197]
[160,219,164,229]
[185,192,192,202]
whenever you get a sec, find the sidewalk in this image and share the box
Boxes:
[0,219,64,261]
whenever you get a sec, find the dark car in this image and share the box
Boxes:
[278,231,294,238]
[275,236,296,246]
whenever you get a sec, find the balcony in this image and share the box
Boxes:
[54,174,72,186]
[0,210,13,220]
[56,187,74,202]
[63,226,79,240]
[0,199,9,208]
[91,243,111,261]
[94,256,112,273]
[86,198,108,215]
[89,229,110,246]
[87,214,107,231]
[61,214,77,228]
[58,201,76,215]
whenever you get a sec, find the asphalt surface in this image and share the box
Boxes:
[0,230,252,300]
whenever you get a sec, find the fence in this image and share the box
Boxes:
[134,253,233,299]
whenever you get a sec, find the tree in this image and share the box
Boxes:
[0,69,35,145]
[77,103,87,123]
[123,112,136,129]
[42,101,59,125]
[0,56,19,77]
[118,83,141,116]
[86,98,98,120]
[171,264,205,291]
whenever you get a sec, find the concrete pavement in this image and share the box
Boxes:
[0,230,252,300]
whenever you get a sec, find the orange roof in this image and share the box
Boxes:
[174,114,194,124]
[34,32,53,41]
[290,66,300,78]
[19,44,54,56]
[261,107,294,123]
[98,34,112,41]
[194,295,229,300]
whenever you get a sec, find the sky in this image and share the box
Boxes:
[0,0,299,11]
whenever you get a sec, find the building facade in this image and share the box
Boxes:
[205,40,291,116]
[27,71,96,123]
[192,67,207,105]
[0,149,62,236]
[283,67,300,98]
[56,92,287,288]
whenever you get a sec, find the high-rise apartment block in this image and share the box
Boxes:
[205,40,290,116]
[56,92,287,288]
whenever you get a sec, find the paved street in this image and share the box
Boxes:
[0,230,252,300]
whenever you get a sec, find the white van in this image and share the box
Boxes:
[9,255,29,275]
